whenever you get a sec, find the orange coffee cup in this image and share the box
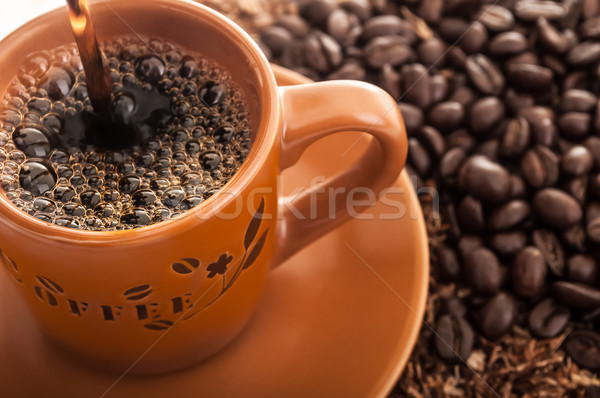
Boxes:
[0,0,407,374]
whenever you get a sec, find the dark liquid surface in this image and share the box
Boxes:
[0,37,252,230]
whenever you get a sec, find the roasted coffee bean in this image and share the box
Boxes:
[533,229,565,277]
[443,204,462,242]
[260,26,294,56]
[458,155,511,203]
[477,292,517,340]
[470,97,505,133]
[438,18,469,42]
[533,188,582,229]
[275,14,311,38]
[561,89,598,113]
[562,176,588,204]
[447,46,467,69]
[505,89,535,115]
[364,36,412,68]
[488,31,528,55]
[529,298,570,338]
[378,64,399,98]
[428,101,465,132]
[460,22,488,54]
[537,17,569,53]
[417,0,443,24]
[456,236,483,260]
[465,54,505,96]
[488,200,530,231]
[561,223,587,252]
[564,331,600,370]
[439,297,468,319]
[580,16,600,39]
[445,129,476,152]
[477,5,514,32]
[449,86,476,108]
[439,147,467,179]
[506,64,554,89]
[521,146,559,189]
[489,230,528,257]
[434,245,461,282]
[567,254,598,284]
[328,61,366,80]
[542,54,567,75]
[434,314,474,362]
[558,112,591,139]
[408,138,431,177]
[299,0,336,26]
[339,0,371,21]
[457,195,485,233]
[514,0,567,21]
[401,64,431,109]
[500,117,530,157]
[430,75,450,104]
[417,38,446,68]
[397,102,423,135]
[510,174,528,198]
[362,15,416,43]
[562,146,594,176]
[586,202,600,242]
[464,248,502,295]
[304,32,343,73]
[552,281,600,310]
[567,41,600,66]
[512,246,547,298]
[418,126,445,160]
[326,8,362,47]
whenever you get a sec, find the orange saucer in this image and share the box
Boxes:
[0,66,428,398]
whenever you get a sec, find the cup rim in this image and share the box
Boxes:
[0,0,279,244]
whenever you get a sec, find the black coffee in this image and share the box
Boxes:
[0,36,252,230]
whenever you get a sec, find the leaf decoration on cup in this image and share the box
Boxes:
[244,197,265,249]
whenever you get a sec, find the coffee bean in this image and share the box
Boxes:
[447,47,467,69]
[260,26,294,56]
[428,101,465,132]
[552,281,600,310]
[562,146,594,176]
[583,0,600,19]
[417,38,446,68]
[533,188,582,229]
[327,61,366,80]
[560,89,598,113]
[470,97,505,133]
[561,223,587,252]
[477,292,517,340]
[439,147,467,179]
[458,155,511,203]
[558,112,591,140]
[326,8,362,47]
[510,174,528,198]
[581,16,600,39]
[438,297,467,318]
[489,31,529,55]
[417,0,443,24]
[378,64,399,98]
[364,36,412,68]
[586,202,600,242]
[430,75,449,104]
[304,32,343,73]
[445,129,476,152]
[437,18,469,42]
[397,102,424,135]
[506,64,554,89]
[512,246,547,298]
[595,100,600,133]
[460,22,488,54]
[564,331,600,370]
[443,204,462,242]
[434,245,461,282]
[299,0,336,26]
[464,248,502,295]
[408,138,431,177]
[457,195,485,233]
[449,86,476,108]
[489,230,528,257]
[465,54,505,96]
[477,5,514,32]
[542,54,567,76]
[489,200,530,231]
[514,0,567,21]
[567,41,600,66]
[500,117,530,157]
[567,254,598,284]
[458,235,484,258]
[362,15,416,43]
[533,229,565,277]
[521,146,559,189]
[537,17,569,53]
[504,89,535,115]
[562,175,588,204]
[275,14,311,38]
[280,40,306,69]
[434,314,474,362]
[418,126,445,160]
[585,137,600,168]
[529,298,570,338]
[339,0,372,21]
[401,64,431,109]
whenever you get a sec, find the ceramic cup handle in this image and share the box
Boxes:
[275,81,407,264]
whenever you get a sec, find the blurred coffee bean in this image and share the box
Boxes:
[564,331,600,370]
[419,126,445,160]
[418,0,443,24]
[500,117,530,157]
[488,31,529,55]
[562,176,588,204]
[477,5,514,32]
[446,129,476,152]
[458,155,511,203]
[447,47,467,69]
[537,17,569,53]
[560,90,598,113]
[439,147,467,179]
[280,40,306,69]
[275,14,311,38]
[510,174,528,198]
[529,298,570,338]
[521,146,559,189]
[506,51,541,67]
[397,102,423,135]
[417,38,446,68]
[364,36,412,68]
[458,235,484,258]
[464,248,503,295]
[449,86,476,108]
[586,202,600,242]
[504,89,534,115]
[552,281,600,310]
[475,139,500,162]
[533,229,565,277]
[465,54,505,96]
[438,18,469,42]
[438,297,467,318]
[542,55,567,76]
[401,64,431,109]
[362,15,416,43]
[567,41,600,66]
[567,254,598,284]
[460,22,488,54]
[457,195,485,233]
[443,204,462,242]
[477,292,517,340]
[489,200,530,231]
[583,0,600,20]
[512,246,547,298]
[260,26,294,56]
[408,138,431,177]
[304,32,343,73]
[339,0,372,21]
[533,188,582,229]
[580,16,600,39]
[430,75,450,104]
[558,112,591,140]
[378,64,399,98]
[434,314,474,362]
[564,70,589,91]
[489,230,528,257]
[506,64,554,89]
[562,146,594,176]
[470,97,505,133]
[326,8,362,47]
[327,61,366,80]
[299,0,336,26]
[429,101,465,131]
[434,245,461,282]
[514,0,567,21]
[561,223,587,252]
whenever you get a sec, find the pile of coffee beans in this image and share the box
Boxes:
[259,0,600,371]
[0,36,251,230]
